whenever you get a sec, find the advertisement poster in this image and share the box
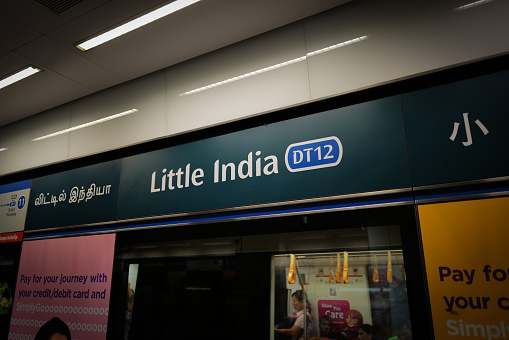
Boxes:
[419,197,509,340]
[317,299,366,338]
[8,233,115,339]
[0,180,31,233]
[0,240,22,340]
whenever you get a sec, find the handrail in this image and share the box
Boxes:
[274,249,403,259]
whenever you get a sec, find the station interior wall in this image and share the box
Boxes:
[1,0,508,177]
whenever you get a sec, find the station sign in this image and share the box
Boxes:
[403,70,509,186]
[0,180,31,233]
[118,96,411,220]
[24,160,121,231]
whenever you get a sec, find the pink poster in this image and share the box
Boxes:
[318,299,350,331]
[318,300,364,340]
[9,233,115,340]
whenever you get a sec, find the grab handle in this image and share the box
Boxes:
[288,254,296,284]
[335,252,341,283]
[329,256,334,283]
[387,250,393,283]
[343,251,348,284]
[373,254,379,283]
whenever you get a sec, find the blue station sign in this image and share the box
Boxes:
[117,96,412,220]
[403,70,509,186]
[17,69,509,231]
[24,160,121,231]
[285,136,343,173]
[0,180,31,233]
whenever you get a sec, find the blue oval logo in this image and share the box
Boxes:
[17,195,26,209]
[285,136,343,172]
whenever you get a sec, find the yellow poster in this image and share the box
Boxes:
[419,197,509,340]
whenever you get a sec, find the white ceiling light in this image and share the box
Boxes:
[179,35,369,96]
[31,109,138,141]
[455,0,495,11]
[0,148,7,152]
[76,0,200,51]
[0,67,40,90]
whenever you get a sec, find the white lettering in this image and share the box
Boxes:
[214,152,279,183]
[150,171,160,192]
[222,163,236,182]
[293,150,303,164]
[214,160,219,183]
[150,164,205,190]
[264,155,279,175]
[447,319,509,339]
[161,169,167,191]
[192,168,204,186]
[303,148,313,162]
[238,152,253,179]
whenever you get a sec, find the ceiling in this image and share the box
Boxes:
[0,0,351,128]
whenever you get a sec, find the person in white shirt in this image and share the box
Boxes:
[274,290,312,340]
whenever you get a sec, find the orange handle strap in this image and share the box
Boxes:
[288,254,296,284]
[335,252,341,283]
[373,254,379,283]
[343,251,348,284]
[387,250,393,283]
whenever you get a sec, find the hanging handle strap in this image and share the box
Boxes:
[387,250,393,283]
[329,256,334,283]
[343,251,348,284]
[335,252,341,283]
[288,254,296,284]
[373,254,379,283]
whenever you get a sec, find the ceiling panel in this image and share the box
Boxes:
[0,0,349,127]
[0,68,92,124]
[15,35,122,90]
[0,13,41,51]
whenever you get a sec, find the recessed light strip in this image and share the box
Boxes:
[0,67,40,90]
[454,0,495,11]
[31,109,138,141]
[76,0,200,51]
[179,35,369,96]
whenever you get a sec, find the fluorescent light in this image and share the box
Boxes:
[31,109,138,141]
[0,67,40,90]
[76,0,200,51]
[0,148,7,152]
[454,0,495,11]
[179,35,369,96]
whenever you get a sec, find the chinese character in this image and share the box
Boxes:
[450,112,489,146]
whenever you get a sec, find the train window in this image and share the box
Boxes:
[110,206,420,340]
[109,235,272,340]
[272,227,412,340]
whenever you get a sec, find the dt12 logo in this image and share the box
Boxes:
[285,136,343,172]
